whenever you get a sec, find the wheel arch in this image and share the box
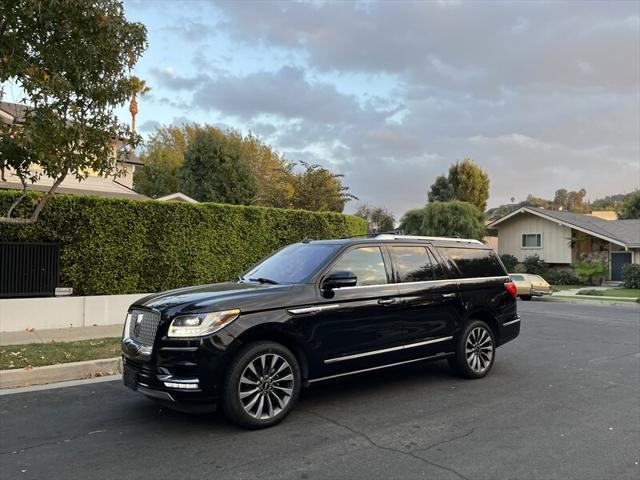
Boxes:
[463,309,499,344]
[233,324,311,380]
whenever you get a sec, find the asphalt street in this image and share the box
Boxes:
[1,300,639,480]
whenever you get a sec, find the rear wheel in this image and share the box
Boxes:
[221,341,301,429]
[448,319,496,379]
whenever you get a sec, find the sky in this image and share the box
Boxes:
[119,0,639,216]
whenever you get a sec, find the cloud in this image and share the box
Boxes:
[128,0,639,216]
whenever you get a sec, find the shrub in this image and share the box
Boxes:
[572,260,606,286]
[523,255,547,275]
[622,264,640,289]
[0,191,367,296]
[576,289,602,296]
[513,263,527,273]
[545,270,581,286]
[499,254,519,272]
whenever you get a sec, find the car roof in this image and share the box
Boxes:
[306,235,490,249]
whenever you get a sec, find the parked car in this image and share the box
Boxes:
[509,273,553,300]
[122,235,520,429]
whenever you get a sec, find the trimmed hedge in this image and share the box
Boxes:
[0,191,367,296]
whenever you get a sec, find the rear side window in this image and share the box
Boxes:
[510,274,525,281]
[443,247,506,278]
[389,246,440,282]
[330,246,388,286]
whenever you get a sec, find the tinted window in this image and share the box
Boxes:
[330,247,387,286]
[510,274,525,281]
[390,246,438,282]
[444,248,505,278]
[244,243,340,284]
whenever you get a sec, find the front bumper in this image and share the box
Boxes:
[530,289,552,297]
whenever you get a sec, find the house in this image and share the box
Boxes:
[0,101,145,199]
[488,206,640,281]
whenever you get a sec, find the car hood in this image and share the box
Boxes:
[132,282,298,316]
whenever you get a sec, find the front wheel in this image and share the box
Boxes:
[448,320,496,379]
[221,341,301,429]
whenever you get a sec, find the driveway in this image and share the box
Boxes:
[1,301,638,480]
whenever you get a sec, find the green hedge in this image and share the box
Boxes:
[0,191,367,295]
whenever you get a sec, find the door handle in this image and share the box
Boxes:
[441,293,456,299]
[378,298,397,306]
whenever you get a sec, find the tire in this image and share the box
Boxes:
[520,295,532,301]
[221,341,301,429]
[448,319,496,379]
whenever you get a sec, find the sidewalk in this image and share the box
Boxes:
[0,324,122,346]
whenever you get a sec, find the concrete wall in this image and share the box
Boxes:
[496,212,572,264]
[0,294,149,332]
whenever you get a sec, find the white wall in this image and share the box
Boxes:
[497,212,572,264]
[0,293,149,332]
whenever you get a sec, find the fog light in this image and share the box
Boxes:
[164,381,199,390]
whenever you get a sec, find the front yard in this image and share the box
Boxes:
[0,337,121,370]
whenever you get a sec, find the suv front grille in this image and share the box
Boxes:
[128,309,161,346]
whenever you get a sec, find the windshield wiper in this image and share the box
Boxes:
[248,277,280,285]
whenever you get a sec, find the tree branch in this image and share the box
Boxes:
[5,174,29,218]
[0,172,67,225]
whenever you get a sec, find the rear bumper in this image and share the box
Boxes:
[530,289,552,297]
[497,314,521,346]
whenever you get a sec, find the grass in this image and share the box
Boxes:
[0,337,121,370]
[553,295,638,303]
[576,288,640,298]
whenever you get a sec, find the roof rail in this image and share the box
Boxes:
[374,234,483,245]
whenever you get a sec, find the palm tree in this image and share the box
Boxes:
[129,76,150,134]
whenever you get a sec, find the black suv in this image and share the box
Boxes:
[122,235,520,429]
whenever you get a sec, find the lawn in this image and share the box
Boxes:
[577,288,640,298]
[0,337,121,370]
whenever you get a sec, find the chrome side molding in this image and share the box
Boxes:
[309,352,454,384]
[503,316,521,327]
[288,304,341,315]
[324,336,453,364]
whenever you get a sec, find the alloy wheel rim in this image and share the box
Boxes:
[238,353,294,420]
[465,326,493,373]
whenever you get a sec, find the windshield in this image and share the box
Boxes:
[242,243,341,285]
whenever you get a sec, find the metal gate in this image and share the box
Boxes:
[0,242,60,298]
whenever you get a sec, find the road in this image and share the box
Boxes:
[1,301,639,480]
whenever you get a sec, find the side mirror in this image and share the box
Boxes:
[322,271,357,290]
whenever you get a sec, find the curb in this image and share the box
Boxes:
[539,297,639,307]
[0,357,122,389]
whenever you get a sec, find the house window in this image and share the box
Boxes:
[522,233,542,248]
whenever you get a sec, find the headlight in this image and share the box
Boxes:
[167,309,240,338]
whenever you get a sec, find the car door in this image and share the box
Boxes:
[313,245,402,368]
[389,245,461,355]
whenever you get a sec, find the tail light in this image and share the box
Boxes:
[505,281,517,299]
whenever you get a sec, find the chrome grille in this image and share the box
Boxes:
[128,309,161,346]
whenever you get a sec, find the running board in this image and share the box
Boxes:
[305,352,454,385]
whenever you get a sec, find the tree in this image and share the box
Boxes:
[427,175,453,202]
[618,190,640,219]
[566,188,588,213]
[128,76,150,134]
[553,189,568,209]
[399,201,486,241]
[133,124,198,198]
[179,129,257,204]
[355,205,395,233]
[0,0,147,224]
[448,159,490,211]
[427,159,489,211]
[291,162,357,212]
